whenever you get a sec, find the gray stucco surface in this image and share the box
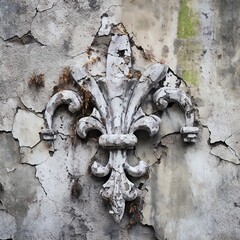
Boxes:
[0,0,240,239]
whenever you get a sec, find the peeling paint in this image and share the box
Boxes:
[12,109,43,147]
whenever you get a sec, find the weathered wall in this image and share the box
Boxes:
[0,0,240,239]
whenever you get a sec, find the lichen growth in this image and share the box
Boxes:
[182,69,199,86]
[176,40,201,86]
[176,0,201,86]
[177,0,199,39]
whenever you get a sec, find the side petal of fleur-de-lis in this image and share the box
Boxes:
[42,90,82,141]
[153,87,199,142]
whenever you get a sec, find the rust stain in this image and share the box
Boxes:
[126,196,143,229]
[53,67,93,115]
[28,73,45,88]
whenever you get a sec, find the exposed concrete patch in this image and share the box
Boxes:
[0,98,18,131]
[2,164,40,220]
[0,132,20,171]
[0,132,41,238]
[0,0,38,40]
[19,188,63,240]
[12,109,43,147]
[0,210,17,239]
[142,134,199,240]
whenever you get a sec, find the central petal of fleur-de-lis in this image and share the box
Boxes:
[42,27,198,222]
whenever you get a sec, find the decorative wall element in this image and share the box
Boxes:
[42,28,198,223]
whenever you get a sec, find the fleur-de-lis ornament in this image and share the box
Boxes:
[42,26,198,222]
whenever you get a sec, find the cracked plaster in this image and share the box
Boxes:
[30,0,122,56]
[210,144,240,165]
[0,0,240,239]
[12,109,43,147]
[0,0,38,40]
[142,129,240,240]
[0,132,41,239]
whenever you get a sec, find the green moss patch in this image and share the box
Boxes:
[177,0,199,39]
[176,40,201,86]
[182,69,199,86]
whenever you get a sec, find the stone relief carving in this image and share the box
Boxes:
[41,27,199,222]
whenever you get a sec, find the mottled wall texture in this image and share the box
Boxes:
[0,0,240,239]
